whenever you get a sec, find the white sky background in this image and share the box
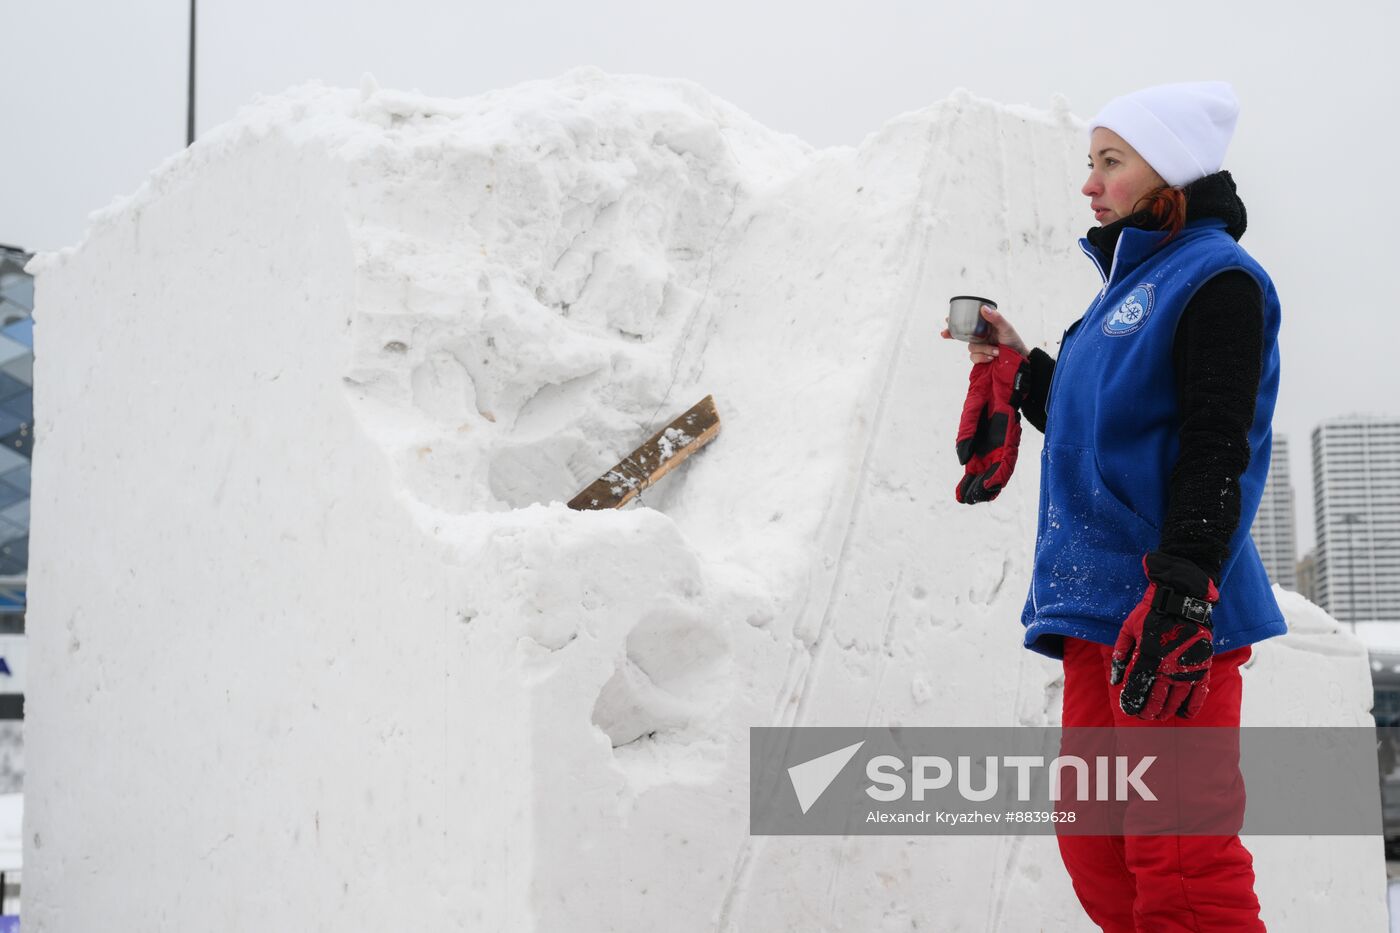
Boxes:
[4,0,1397,555]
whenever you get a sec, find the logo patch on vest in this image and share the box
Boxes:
[1102,284,1155,336]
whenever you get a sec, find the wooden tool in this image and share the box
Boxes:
[568,395,720,510]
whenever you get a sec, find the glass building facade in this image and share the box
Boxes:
[0,246,30,627]
[1251,433,1298,590]
[1312,415,1400,623]
[0,244,30,803]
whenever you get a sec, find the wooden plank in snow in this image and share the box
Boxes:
[568,395,720,510]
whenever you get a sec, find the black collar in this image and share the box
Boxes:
[1085,170,1249,259]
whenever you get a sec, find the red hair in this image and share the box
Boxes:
[1134,185,1188,240]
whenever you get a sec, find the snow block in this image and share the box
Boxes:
[24,69,1384,931]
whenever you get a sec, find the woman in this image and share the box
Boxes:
[944,82,1281,930]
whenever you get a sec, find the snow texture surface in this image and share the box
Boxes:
[24,68,1386,931]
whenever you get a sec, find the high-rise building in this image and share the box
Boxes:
[0,243,32,797]
[1312,415,1400,623]
[1296,550,1317,604]
[1251,433,1298,590]
[0,243,30,605]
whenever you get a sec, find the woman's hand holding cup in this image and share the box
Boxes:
[941,303,1030,365]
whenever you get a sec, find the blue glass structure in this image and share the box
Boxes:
[0,245,31,616]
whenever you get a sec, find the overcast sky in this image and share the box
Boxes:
[5,0,1397,554]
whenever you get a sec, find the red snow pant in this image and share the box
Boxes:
[1054,636,1265,932]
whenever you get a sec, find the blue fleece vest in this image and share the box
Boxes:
[1020,217,1286,660]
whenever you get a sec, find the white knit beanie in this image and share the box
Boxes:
[1089,81,1240,187]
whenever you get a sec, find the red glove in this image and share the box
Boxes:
[1110,552,1221,720]
[954,348,1029,504]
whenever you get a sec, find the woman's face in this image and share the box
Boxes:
[1082,127,1167,225]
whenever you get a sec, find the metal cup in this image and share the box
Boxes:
[948,296,995,342]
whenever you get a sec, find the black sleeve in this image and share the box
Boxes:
[1021,347,1057,434]
[1155,270,1265,586]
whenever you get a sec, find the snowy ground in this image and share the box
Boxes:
[1388,862,1400,931]
[0,795,18,873]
